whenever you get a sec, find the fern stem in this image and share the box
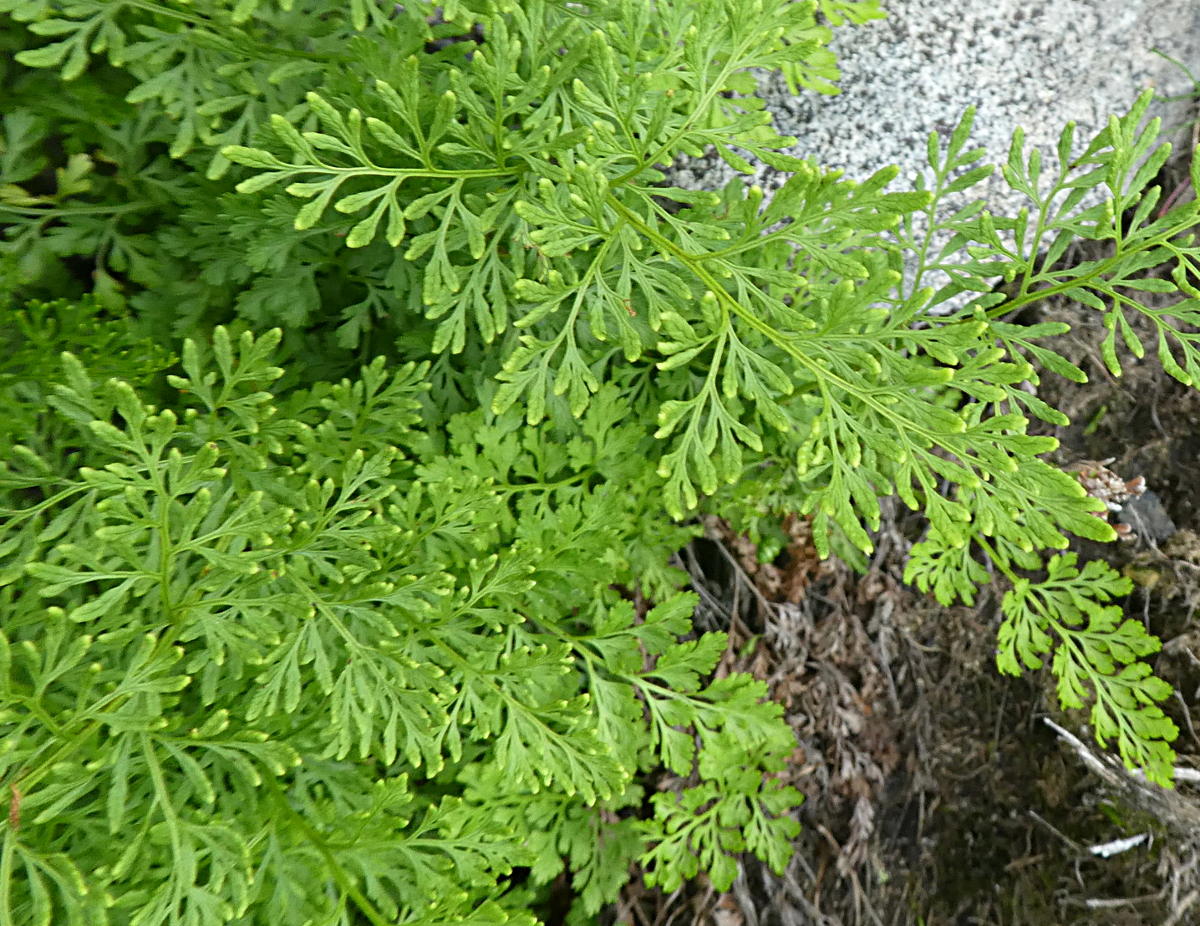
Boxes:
[261,775,394,926]
[606,193,957,455]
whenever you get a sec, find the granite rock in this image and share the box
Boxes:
[668,1,1200,296]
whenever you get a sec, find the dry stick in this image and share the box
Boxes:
[706,535,776,617]
[648,886,684,926]
[1174,690,1200,751]
[1164,889,1200,926]
[1045,715,1200,785]
[1043,717,1119,779]
[1083,894,1161,910]
[1027,810,1082,853]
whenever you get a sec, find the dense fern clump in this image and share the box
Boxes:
[2,0,1199,922]
[4,320,806,922]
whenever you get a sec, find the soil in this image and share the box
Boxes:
[608,147,1200,923]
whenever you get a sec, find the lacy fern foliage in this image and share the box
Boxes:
[2,326,800,923]
[2,0,1199,922]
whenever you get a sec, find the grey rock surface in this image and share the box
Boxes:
[1120,490,1177,545]
[670,0,1200,291]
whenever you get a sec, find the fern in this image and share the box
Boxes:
[2,327,800,922]
[993,553,1176,783]
[3,0,1200,920]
